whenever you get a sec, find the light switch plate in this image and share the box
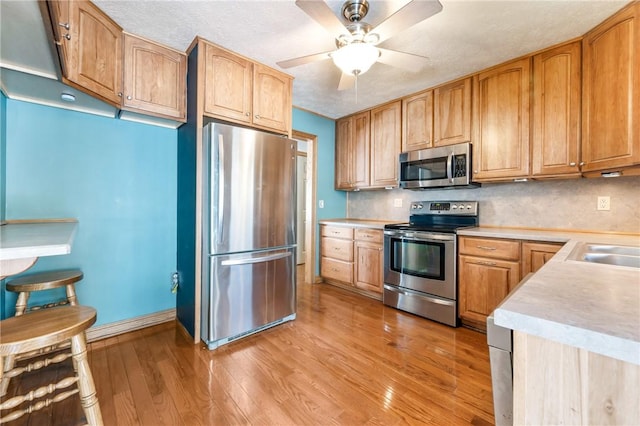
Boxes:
[393,198,403,208]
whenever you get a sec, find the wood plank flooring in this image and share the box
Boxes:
[2,268,496,425]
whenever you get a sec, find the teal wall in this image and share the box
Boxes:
[1,101,340,324]
[2,99,177,324]
[292,108,346,274]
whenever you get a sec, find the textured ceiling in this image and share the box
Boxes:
[0,0,631,120]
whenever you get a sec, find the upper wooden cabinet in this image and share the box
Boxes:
[47,0,187,122]
[473,57,531,181]
[122,33,187,121]
[531,40,582,178]
[401,77,471,152]
[402,89,433,151]
[335,111,370,190]
[434,77,472,147]
[582,2,640,174]
[55,0,123,105]
[370,101,402,188]
[202,41,292,134]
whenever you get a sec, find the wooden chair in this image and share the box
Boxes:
[0,306,103,425]
[6,269,83,316]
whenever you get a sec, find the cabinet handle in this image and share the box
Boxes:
[579,161,585,166]
[569,162,576,166]
[475,261,497,266]
[59,22,70,30]
[255,115,261,119]
[476,245,496,251]
[334,247,341,251]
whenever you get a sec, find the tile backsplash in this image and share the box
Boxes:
[347,176,640,233]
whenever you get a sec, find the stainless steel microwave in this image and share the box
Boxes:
[399,142,478,189]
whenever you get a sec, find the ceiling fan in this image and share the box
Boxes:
[277,0,443,90]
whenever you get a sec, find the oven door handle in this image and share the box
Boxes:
[384,285,455,307]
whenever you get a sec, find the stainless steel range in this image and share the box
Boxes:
[383,201,478,326]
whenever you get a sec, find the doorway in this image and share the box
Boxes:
[292,130,317,285]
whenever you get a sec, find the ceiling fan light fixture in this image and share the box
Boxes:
[331,42,380,76]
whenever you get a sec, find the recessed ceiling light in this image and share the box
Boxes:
[61,93,76,102]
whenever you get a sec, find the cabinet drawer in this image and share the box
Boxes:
[355,228,383,244]
[321,257,353,283]
[321,237,353,262]
[321,225,354,240]
[458,236,521,260]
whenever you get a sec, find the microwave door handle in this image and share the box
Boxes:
[446,153,453,182]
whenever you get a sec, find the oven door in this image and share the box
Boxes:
[384,230,456,299]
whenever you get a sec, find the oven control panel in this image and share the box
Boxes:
[410,201,478,215]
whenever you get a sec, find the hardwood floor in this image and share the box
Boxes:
[2,268,495,425]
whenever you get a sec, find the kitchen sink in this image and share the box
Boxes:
[568,242,640,269]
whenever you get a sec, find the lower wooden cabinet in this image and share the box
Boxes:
[458,236,563,331]
[458,253,521,332]
[320,224,383,299]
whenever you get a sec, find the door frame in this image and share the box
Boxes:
[292,130,317,285]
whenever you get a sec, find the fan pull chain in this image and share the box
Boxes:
[355,72,358,104]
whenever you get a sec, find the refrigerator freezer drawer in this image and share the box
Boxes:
[202,247,296,349]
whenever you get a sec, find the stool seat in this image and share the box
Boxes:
[6,269,83,292]
[0,306,96,356]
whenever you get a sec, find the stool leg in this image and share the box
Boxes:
[14,292,29,316]
[65,284,78,306]
[71,333,103,426]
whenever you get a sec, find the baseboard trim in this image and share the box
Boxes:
[86,308,176,342]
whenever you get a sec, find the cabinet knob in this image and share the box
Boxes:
[63,33,71,41]
[569,162,576,166]
[127,95,132,100]
[59,22,70,30]
[117,92,123,97]
[473,170,478,174]
[579,161,585,166]
[245,112,250,116]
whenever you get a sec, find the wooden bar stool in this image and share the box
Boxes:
[6,269,83,316]
[0,306,103,425]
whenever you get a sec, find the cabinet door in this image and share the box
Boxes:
[532,41,582,178]
[370,101,401,188]
[582,3,640,172]
[47,0,71,76]
[122,33,186,121]
[67,0,122,105]
[402,89,433,152]
[335,117,353,189]
[252,64,292,134]
[203,43,252,124]
[521,242,562,278]
[473,58,531,181]
[352,111,370,188]
[458,255,521,331]
[354,240,383,294]
[434,77,472,147]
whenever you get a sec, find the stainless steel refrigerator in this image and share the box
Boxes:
[201,122,297,350]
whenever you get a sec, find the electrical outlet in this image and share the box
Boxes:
[597,196,610,211]
[393,198,403,208]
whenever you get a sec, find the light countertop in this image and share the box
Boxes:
[0,220,78,261]
[472,228,640,365]
[319,218,396,230]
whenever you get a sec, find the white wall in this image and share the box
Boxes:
[347,176,640,233]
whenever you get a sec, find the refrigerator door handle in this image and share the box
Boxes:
[216,133,225,246]
[221,251,292,266]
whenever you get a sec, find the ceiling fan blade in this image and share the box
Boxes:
[295,0,349,38]
[370,0,443,44]
[377,48,430,72]
[277,51,333,69]
[338,73,356,91]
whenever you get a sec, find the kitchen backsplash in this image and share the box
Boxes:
[347,176,640,233]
